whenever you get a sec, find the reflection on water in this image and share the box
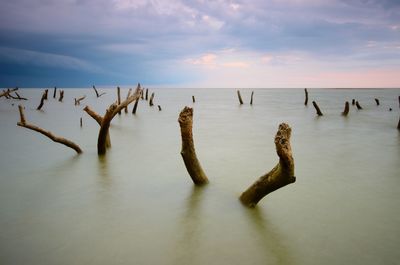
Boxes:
[0,88,399,265]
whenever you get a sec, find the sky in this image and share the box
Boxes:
[0,0,399,88]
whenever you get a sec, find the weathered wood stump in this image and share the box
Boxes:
[53,87,57,99]
[342,101,349,116]
[59,90,64,102]
[97,87,141,155]
[74,95,86,106]
[145,88,149,100]
[124,88,132,113]
[352,99,355,105]
[117,86,122,115]
[80,117,83,128]
[312,101,323,116]
[17,105,82,154]
[304,88,308,106]
[83,106,111,148]
[356,101,363,110]
[178,107,209,185]
[240,123,295,207]
[132,98,139,114]
[43,89,48,100]
[158,105,162,111]
[237,90,243,105]
[37,90,47,110]
[375,98,380,106]
[149,93,155,106]
[192,96,195,103]
[250,91,254,105]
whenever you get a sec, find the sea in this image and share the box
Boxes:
[0,87,399,265]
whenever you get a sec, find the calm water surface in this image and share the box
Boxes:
[0,88,399,265]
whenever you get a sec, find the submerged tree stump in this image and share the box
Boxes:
[17,105,82,154]
[124,89,132,113]
[342,101,350,116]
[145,88,149,101]
[59,90,64,102]
[149,93,155,106]
[312,101,323,116]
[352,99,355,105]
[97,87,141,155]
[83,106,111,148]
[375,98,380,106]
[237,90,244,105]
[250,91,254,105]
[74,95,86,106]
[192,96,195,103]
[158,105,162,111]
[53,87,57,99]
[132,98,139,114]
[356,101,363,110]
[240,123,295,207]
[178,107,209,185]
[304,88,308,106]
[117,86,122,115]
[37,90,47,110]
[43,89,48,100]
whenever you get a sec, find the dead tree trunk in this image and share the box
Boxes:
[17,105,82,154]
[356,101,363,110]
[342,101,350,116]
[398,116,400,130]
[37,90,47,110]
[149,93,155,106]
[53,87,57,99]
[83,106,111,148]
[375,98,380,106]
[178,106,209,185]
[124,89,132,113]
[97,87,141,155]
[312,101,323,116]
[14,92,27,100]
[59,90,64,102]
[192,96,195,103]
[117,86,121,115]
[145,88,149,100]
[158,105,162,111]
[141,89,144,100]
[240,123,295,207]
[250,91,254,105]
[237,90,243,105]
[132,98,139,114]
[43,89,48,100]
[80,117,83,128]
[304,88,308,106]
[352,99,355,105]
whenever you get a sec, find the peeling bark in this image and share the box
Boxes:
[17,105,82,154]
[178,106,209,185]
[240,123,295,207]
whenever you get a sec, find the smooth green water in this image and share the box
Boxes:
[0,88,399,265]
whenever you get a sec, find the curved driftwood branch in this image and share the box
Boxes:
[237,90,243,105]
[97,86,142,155]
[17,105,82,154]
[92,85,106,98]
[178,107,209,185]
[0,88,18,98]
[240,123,295,207]
[74,95,86,106]
[342,101,349,116]
[304,88,308,106]
[312,101,323,116]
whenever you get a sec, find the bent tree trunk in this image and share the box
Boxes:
[178,107,209,185]
[97,86,141,155]
[240,123,295,207]
[83,106,111,148]
[17,105,82,154]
